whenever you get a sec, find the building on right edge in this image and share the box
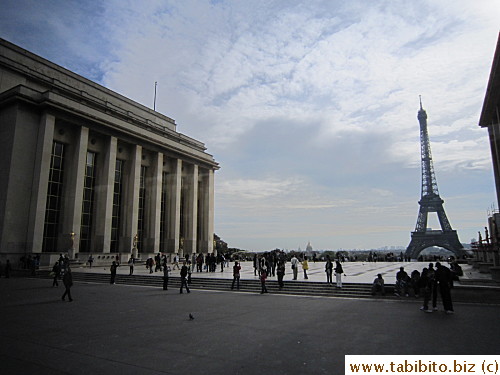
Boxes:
[478,32,500,278]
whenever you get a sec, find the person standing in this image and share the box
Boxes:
[87,254,94,268]
[196,253,203,272]
[428,263,438,310]
[52,261,61,287]
[301,256,309,280]
[191,254,196,272]
[128,256,135,275]
[187,260,192,284]
[253,254,258,276]
[231,261,241,290]
[418,268,432,312]
[110,261,118,284]
[291,255,299,280]
[334,260,344,288]
[325,255,333,284]
[61,267,73,302]
[260,267,268,294]
[163,262,170,290]
[180,262,190,294]
[435,262,454,314]
[276,260,285,290]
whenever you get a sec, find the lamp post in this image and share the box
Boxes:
[69,231,75,259]
[132,233,138,259]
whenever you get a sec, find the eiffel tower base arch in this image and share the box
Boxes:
[405,230,466,260]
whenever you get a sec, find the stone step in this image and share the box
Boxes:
[35,270,381,298]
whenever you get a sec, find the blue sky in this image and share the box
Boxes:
[1,0,499,251]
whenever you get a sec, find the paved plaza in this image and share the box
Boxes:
[1,269,499,375]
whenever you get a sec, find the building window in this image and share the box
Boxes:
[42,141,65,252]
[137,166,147,252]
[160,171,168,252]
[79,151,96,253]
[110,159,123,252]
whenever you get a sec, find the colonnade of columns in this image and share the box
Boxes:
[28,112,215,258]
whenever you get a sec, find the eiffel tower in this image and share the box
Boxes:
[405,98,465,259]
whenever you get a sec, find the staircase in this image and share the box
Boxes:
[31,270,500,304]
[33,270,390,299]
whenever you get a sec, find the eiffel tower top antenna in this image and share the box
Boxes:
[419,95,422,110]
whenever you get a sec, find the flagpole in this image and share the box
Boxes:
[154,81,157,111]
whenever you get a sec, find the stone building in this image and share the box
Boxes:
[478,32,500,278]
[0,38,219,265]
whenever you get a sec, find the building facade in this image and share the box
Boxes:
[0,38,219,265]
[478,32,500,277]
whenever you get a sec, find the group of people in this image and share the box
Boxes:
[47,252,461,309]
[325,255,345,288]
[371,262,457,314]
[50,254,73,302]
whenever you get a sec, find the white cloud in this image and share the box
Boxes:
[2,0,498,250]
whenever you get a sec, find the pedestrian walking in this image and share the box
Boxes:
[334,260,344,288]
[52,261,61,287]
[325,255,333,284]
[231,261,241,290]
[61,267,73,302]
[172,254,180,270]
[110,261,118,284]
[302,256,309,280]
[87,254,94,268]
[179,262,190,294]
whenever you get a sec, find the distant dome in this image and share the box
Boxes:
[306,241,313,252]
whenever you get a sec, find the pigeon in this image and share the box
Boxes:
[189,314,194,321]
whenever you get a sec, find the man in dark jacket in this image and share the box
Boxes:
[110,261,118,284]
[435,262,454,314]
[62,267,73,302]
[180,262,190,294]
[52,261,61,287]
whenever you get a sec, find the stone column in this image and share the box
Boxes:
[122,145,142,255]
[183,163,198,255]
[94,136,117,253]
[61,126,89,259]
[166,158,182,255]
[27,112,55,253]
[200,168,215,254]
[147,152,163,253]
